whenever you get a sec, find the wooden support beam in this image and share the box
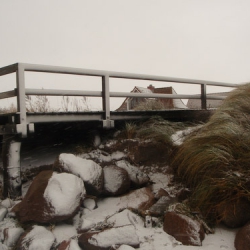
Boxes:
[2,135,22,198]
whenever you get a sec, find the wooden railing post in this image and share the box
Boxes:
[2,135,22,199]
[201,83,207,110]
[16,63,27,137]
[102,75,114,128]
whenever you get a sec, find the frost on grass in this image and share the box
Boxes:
[44,172,85,216]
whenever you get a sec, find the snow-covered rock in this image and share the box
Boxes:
[2,227,24,247]
[107,209,144,228]
[0,207,7,222]
[163,211,205,246]
[12,171,85,223]
[117,245,135,250]
[115,160,150,186]
[44,172,85,217]
[55,239,81,250]
[83,198,97,210]
[16,225,55,250]
[1,199,15,209]
[78,225,140,249]
[103,165,130,196]
[57,153,103,195]
[52,224,77,244]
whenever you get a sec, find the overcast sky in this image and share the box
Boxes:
[1,0,250,109]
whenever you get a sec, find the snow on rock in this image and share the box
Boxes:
[117,245,135,250]
[0,243,7,250]
[78,225,140,249]
[107,209,144,228]
[12,171,84,223]
[55,239,81,250]
[44,172,85,216]
[3,227,24,247]
[16,225,55,250]
[163,211,205,246]
[57,153,103,195]
[79,218,96,232]
[0,198,15,209]
[83,198,97,210]
[0,218,18,242]
[52,224,77,244]
[81,187,154,226]
[81,149,126,163]
[0,207,7,222]
[115,160,150,186]
[103,165,130,196]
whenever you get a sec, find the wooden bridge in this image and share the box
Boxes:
[0,63,237,138]
[0,63,238,198]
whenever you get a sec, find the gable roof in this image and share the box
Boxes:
[116,85,187,111]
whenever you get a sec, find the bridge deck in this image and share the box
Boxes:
[0,109,213,129]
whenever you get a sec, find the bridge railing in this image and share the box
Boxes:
[0,63,238,136]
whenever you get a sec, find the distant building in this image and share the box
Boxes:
[187,92,230,109]
[116,85,187,111]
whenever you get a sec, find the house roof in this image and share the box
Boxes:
[116,85,187,111]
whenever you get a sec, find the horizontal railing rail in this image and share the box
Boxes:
[0,62,239,137]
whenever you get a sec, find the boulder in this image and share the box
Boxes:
[163,211,205,246]
[149,192,176,216]
[115,160,149,187]
[81,187,155,227]
[103,165,130,196]
[78,225,140,250]
[217,198,250,228]
[56,153,103,195]
[235,222,250,250]
[12,171,85,223]
[16,225,55,250]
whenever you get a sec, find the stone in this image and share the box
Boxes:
[1,199,15,209]
[149,195,176,216]
[12,171,85,223]
[83,198,97,210]
[56,239,81,250]
[235,222,250,250]
[56,153,104,195]
[163,211,205,246]
[103,165,130,196]
[217,198,250,228]
[3,227,24,247]
[0,207,7,222]
[115,160,150,187]
[16,225,55,250]
[78,225,140,250]
[52,224,77,244]
[107,209,144,228]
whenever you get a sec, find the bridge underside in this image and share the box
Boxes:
[0,109,214,136]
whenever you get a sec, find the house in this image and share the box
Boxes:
[116,85,187,111]
[186,92,230,109]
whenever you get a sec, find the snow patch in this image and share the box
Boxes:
[52,224,77,243]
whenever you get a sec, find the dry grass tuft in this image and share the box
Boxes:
[171,83,250,225]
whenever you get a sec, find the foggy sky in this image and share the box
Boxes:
[1,0,250,109]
